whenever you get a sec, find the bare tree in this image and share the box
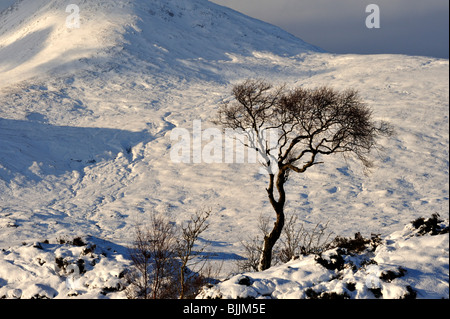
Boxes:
[176,208,212,299]
[126,210,213,299]
[215,79,393,271]
[125,226,152,299]
[126,214,178,299]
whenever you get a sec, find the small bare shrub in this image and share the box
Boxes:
[278,215,334,263]
[236,236,265,273]
[125,214,178,299]
[237,214,334,271]
[236,215,272,272]
[176,208,212,299]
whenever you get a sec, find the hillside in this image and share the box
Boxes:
[0,0,320,88]
[0,0,448,299]
[198,215,449,299]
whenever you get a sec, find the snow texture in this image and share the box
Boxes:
[198,216,449,299]
[0,0,448,299]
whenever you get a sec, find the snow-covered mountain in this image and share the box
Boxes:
[0,0,321,87]
[0,0,448,299]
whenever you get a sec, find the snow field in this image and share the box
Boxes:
[0,0,448,298]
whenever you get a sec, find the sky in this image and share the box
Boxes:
[0,0,15,12]
[211,0,449,59]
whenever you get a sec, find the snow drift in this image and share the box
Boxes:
[198,215,449,299]
[0,215,447,299]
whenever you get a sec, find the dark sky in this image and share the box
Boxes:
[211,0,449,59]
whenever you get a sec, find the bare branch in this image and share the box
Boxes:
[214,79,394,270]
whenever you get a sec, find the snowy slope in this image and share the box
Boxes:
[0,0,321,88]
[0,0,448,299]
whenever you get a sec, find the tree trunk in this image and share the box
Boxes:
[259,170,287,271]
[258,206,285,271]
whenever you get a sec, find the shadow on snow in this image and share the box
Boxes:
[0,117,151,183]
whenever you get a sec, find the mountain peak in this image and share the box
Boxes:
[0,0,321,87]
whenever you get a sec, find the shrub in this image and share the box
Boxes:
[125,209,214,299]
[237,214,334,272]
[411,213,449,236]
[330,232,381,253]
[278,215,334,262]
